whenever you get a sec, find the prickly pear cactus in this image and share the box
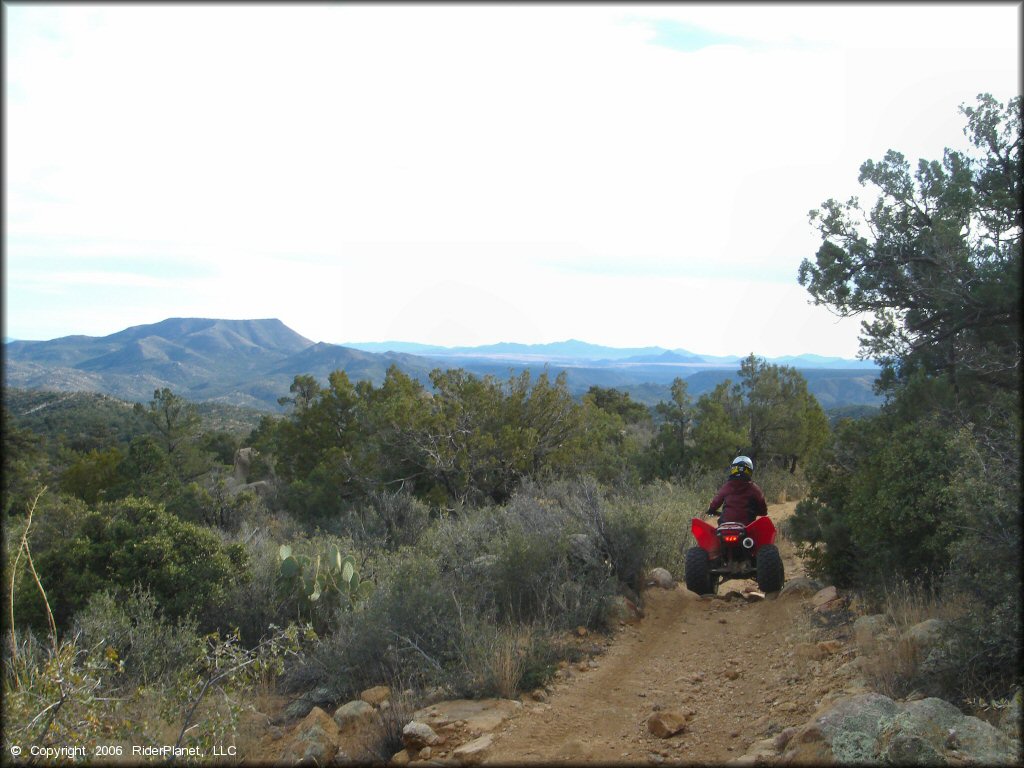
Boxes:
[276,542,373,622]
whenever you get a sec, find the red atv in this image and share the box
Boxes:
[684,516,784,595]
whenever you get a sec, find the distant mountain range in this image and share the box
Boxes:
[341,339,877,369]
[3,318,882,411]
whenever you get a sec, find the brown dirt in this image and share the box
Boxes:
[482,501,835,765]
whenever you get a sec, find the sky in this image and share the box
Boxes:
[4,3,1020,358]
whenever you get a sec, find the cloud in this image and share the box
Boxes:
[4,4,1019,352]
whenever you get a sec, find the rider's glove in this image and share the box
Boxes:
[705,509,717,517]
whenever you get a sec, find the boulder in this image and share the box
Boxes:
[647,711,688,738]
[278,706,340,765]
[902,618,947,651]
[282,686,335,721]
[778,577,823,598]
[605,595,643,625]
[361,685,391,706]
[233,446,256,483]
[779,692,1019,765]
[453,734,494,763]
[334,699,376,734]
[647,567,675,589]
[402,720,443,751]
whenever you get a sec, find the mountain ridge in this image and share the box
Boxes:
[4,317,882,410]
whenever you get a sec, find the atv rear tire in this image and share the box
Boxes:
[756,544,784,593]
[684,547,714,595]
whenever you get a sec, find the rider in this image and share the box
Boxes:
[706,455,768,525]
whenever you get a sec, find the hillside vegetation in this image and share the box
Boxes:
[2,94,1019,761]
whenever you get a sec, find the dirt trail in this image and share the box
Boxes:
[484,502,820,765]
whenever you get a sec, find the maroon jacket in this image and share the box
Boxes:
[708,478,768,524]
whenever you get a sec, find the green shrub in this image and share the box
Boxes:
[287,549,465,699]
[15,496,249,633]
[73,586,203,689]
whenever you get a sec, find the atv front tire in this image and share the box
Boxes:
[756,544,784,593]
[684,547,714,595]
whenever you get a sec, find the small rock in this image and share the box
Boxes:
[390,749,411,766]
[725,669,740,680]
[815,598,845,614]
[648,711,688,738]
[576,625,589,637]
[531,688,547,702]
[418,746,432,760]
[811,585,838,606]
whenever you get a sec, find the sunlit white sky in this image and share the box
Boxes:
[4,3,1020,357]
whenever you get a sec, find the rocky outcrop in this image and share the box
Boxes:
[412,698,522,734]
[775,692,1019,765]
[232,446,257,484]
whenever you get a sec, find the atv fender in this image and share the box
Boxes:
[746,516,777,549]
[690,518,720,558]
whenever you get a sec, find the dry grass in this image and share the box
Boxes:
[489,627,528,699]
[860,578,968,699]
